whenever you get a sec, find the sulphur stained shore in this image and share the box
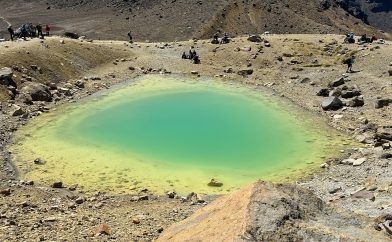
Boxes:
[10,75,355,194]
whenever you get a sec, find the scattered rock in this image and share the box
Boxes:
[347,96,364,107]
[94,224,111,236]
[237,68,253,76]
[223,67,234,73]
[75,80,85,88]
[317,88,330,97]
[167,191,176,199]
[51,181,63,189]
[351,190,375,201]
[321,96,343,110]
[375,99,392,109]
[34,158,46,165]
[0,188,11,196]
[376,128,392,141]
[9,105,25,116]
[353,157,367,166]
[380,153,392,159]
[132,218,141,224]
[328,77,345,88]
[329,187,342,194]
[16,93,33,105]
[21,83,52,102]
[191,71,199,75]
[207,179,223,187]
[75,197,84,204]
[341,89,361,99]
[0,67,14,86]
[247,35,262,42]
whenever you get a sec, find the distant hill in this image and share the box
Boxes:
[334,0,392,33]
[0,0,390,41]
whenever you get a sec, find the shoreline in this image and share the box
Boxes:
[8,74,356,195]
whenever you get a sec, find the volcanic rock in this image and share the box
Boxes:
[0,67,14,86]
[247,35,262,42]
[321,96,343,110]
[207,179,223,187]
[157,181,384,241]
[347,96,364,107]
[9,105,25,116]
[328,77,345,88]
[237,68,253,76]
[52,181,63,188]
[375,99,392,109]
[316,88,329,97]
[94,224,111,236]
[21,83,52,102]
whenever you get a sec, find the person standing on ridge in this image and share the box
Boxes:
[7,25,14,41]
[36,24,44,39]
[127,31,133,43]
[45,24,50,36]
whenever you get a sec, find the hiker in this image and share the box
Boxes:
[213,32,219,41]
[45,24,50,36]
[344,32,355,43]
[36,24,44,38]
[21,24,28,40]
[181,51,187,59]
[7,25,14,41]
[371,34,377,43]
[343,55,355,73]
[30,24,36,38]
[189,46,196,59]
[359,34,371,43]
[192,55,200,64]
[127,31,133,43]
[212,31,219,44]
[221,32,230,44]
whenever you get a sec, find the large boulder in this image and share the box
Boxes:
[157,181,386,242]
[21,83,52,102]
[321,96,343,110]
[0,67,16,87]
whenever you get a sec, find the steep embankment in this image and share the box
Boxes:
[0,0,390,42]
[158,181,388,241]
[0,38,129,101]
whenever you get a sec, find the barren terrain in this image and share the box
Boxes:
[0,34,391,240]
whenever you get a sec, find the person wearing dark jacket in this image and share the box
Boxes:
[343,56,355,73]
[36,24,44,38]
[7,25,14,41]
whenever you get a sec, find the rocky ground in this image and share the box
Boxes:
[1,34,392,240]
[1,0,391,42]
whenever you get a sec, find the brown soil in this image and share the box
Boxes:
[0,0,390,42]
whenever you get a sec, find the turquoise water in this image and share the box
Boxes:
[77,90,303,171]
[11,76,353,194]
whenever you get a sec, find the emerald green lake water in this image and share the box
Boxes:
[11,76,353,194]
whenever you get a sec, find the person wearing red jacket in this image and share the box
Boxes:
[45,24,51,36]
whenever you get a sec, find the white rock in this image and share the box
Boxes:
[353,158,367,166]
[340,158,354,165]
